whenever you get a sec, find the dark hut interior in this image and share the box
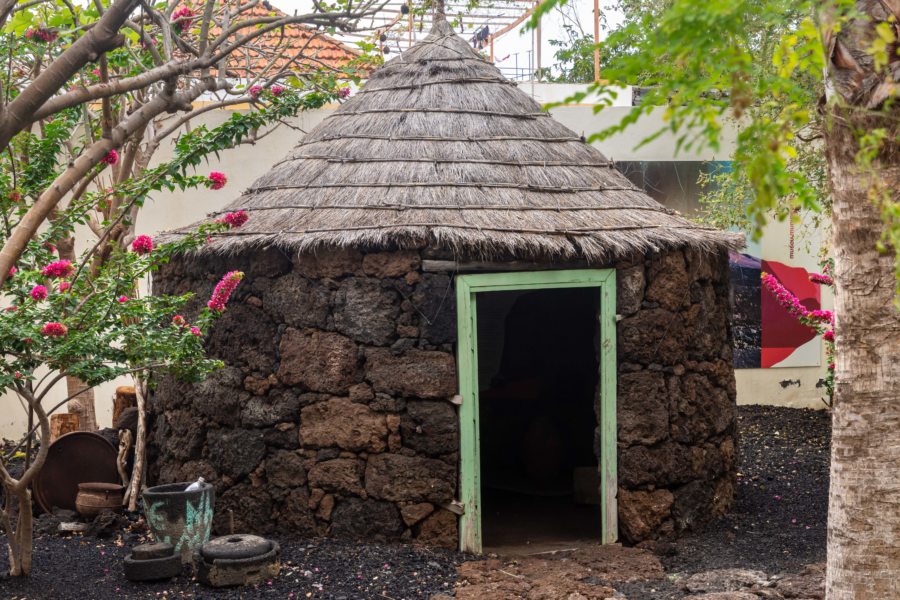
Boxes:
[477,287,602,549]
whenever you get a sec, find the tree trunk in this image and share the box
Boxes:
[824,17,900,592]
[64,376,98,432]
[55,238,99,432]
[2,485,33,576]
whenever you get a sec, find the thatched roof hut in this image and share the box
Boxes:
[151,11,740,554]
[167,13,741,260]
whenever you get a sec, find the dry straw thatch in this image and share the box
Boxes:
[167,13,743,262]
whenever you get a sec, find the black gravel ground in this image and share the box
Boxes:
[1,405,829,599]
[0,536,462,599]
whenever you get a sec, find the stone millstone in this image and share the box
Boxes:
[200,535,272,561]
[131,542,175,560]
[195,535,281,588]
[123,553,181,581]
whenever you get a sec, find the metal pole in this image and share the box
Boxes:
[535,1,542,81]
[593,0,600,82]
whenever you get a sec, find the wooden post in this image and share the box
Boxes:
[113,385,137,426]
[489,34,494,63]
[50,413,81,443]
[593,0,601,82]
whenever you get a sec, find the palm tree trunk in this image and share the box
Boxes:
[823,79,900,600]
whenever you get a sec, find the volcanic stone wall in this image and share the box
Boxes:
[615,248,737,542]
[147,246,736,547]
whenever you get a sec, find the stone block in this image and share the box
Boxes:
[365,454,455,504]
[265,449,308,488]
[300,397,387,452]
[308,458,364,496]
[263,272,330,329]
[366,348,456,398]
[334,278,400,345]
[278,329,360,393]
[294,248,363,278]
[207,429,266,479]
[400,400,458,455]
[415,508,457,548]
[330,498,404,541]
[646,251,690,311]
[618,488,674,542]
[618,371,669,445]
[362,251,422,277]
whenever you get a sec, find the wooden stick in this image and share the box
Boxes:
[126,377,147,512]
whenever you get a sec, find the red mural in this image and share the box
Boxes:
[760,260,821,367]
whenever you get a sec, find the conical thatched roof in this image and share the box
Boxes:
[171,15,742,261]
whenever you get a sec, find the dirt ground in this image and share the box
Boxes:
[1,406,829,599]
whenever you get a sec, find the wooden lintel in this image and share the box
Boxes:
[422,259,590,273]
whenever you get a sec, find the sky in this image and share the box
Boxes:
[272,0,625,79]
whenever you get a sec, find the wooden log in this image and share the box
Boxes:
[49,413,80,443]
[112,386,137,426]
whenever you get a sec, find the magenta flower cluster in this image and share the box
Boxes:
[41,322,68,337]
[30,285,48,301]
[131,235,154,255]
[809,272,833,286]
[171,6,194,32]
[101,149,119,166]
[207,271,244,312]
[220,210,249,228]
[41,260,73,278]
[338,86,351,99]
[25,28,57,43]
[208,172,228,190]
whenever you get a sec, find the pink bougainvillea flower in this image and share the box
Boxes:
[220,210,249,228]
[248,85,263,98]
[131,235,154,255]
[41,322,68,337]
[23,337,32,344]
[101,149,119,166]
[43,241,57,253]
[8,266,17,277]
[91,68,101,77]
[26,28,57,43]
[828,362,835,370]
[809,272,834,286]
[189,326,202,336]
[5,305,17,312]
[338,86,351,99]
[14,371,22,379]
[117,295,129,303]
[171,6,194,32]
[207,172,228,190]
[823,329,834,342]
[207,271,244,312]
[59,281,71,292]
[41,260,74,278]
[30,285,48,301]
[270,85,285,97]
[172,315,186,327]
[8,190,21,202]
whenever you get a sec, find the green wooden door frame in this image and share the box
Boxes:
[455,268,618,554]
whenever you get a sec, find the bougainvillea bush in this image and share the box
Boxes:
[761,262,835,405]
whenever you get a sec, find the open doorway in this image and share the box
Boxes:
[455,269,617,554]
[477,287,601,551]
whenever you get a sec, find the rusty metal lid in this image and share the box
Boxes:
[77,482,125,493]
[33,431,120,513]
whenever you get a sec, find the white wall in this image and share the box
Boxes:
[0,85,830,438]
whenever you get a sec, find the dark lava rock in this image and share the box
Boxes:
[331,498,404,542]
